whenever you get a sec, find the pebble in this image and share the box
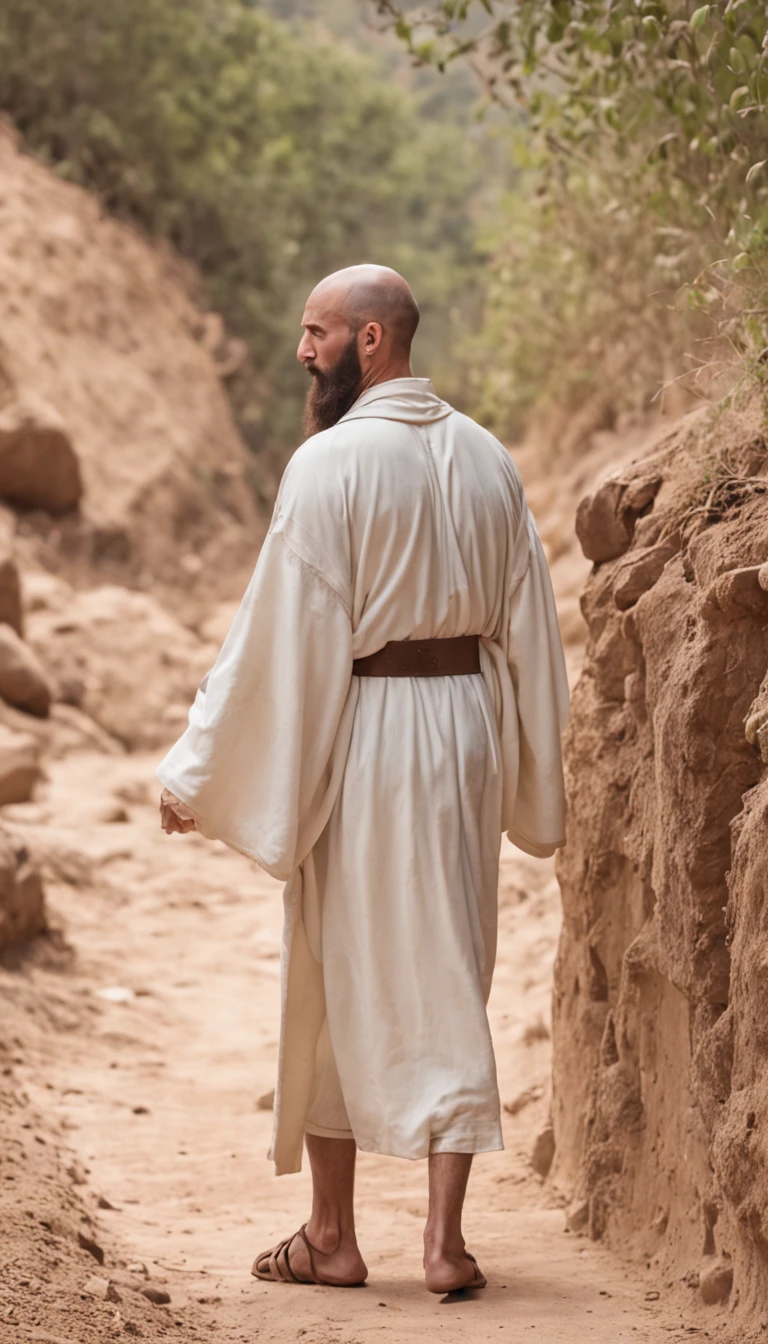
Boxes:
[141,1286,171,1305]
[83,1273,121,1302]
[256,1089,275,1112]
[77,1232,104,1264]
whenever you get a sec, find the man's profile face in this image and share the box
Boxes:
[298,290,363,435]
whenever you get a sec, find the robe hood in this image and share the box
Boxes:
[340,377,453,426]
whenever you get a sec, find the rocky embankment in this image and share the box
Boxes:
[0,120,263,941]
[552,392,768,1330]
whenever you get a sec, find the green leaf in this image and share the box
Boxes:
[729,85,749,112]
[746,159,767,184]
[733,252,751,271]
[689,5,710,31]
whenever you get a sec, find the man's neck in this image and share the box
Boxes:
[357,360,414,396]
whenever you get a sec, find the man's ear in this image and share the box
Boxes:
[363,321,383,356]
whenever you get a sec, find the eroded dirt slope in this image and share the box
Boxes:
[0,120,262,605]
[553,392,768,1333]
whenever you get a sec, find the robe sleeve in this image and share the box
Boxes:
[156,525,355,880]
[503,509,570,858]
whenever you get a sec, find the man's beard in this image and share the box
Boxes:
[303,335,362,436]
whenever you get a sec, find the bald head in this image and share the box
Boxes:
[311,264,420,356]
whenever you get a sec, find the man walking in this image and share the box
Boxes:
[158,264,569,1293]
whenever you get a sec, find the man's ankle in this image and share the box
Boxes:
[424,1226,465,1260]
[305,1215,349,1255]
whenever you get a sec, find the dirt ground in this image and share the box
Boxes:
[0,749,734,1344]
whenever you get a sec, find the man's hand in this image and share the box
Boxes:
[159,788,197,835]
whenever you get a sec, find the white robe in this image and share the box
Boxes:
[157,378,569,1175]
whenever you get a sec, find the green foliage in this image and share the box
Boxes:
[378,0,768,432]
[0,0,483,479]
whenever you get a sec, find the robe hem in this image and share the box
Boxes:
[506,825,565,859]
[351,1129,505,1161]
[305,1121,355,1140]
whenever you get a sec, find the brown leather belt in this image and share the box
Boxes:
[352,635,481,678]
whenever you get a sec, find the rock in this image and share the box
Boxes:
[576,480,634,564]
[0,622,52,716]
[0,723,43,806]
[0,394,82,514]
[613,540,678,610]
[566,1199,589,1233]
[0,514,22,635]
[699,1258,733,1305]
[0,552,22,637]
[531,1124,555,1178]
[575,473,663,565]
[83,1274,121,1302]
[26,584,213,749]
[0,824,46,950]
[141,1287,171,1306]
[256,1089,275,1112]
[67,1161,88,1186]
[77,1231,105,1264]
[701,565,768,624]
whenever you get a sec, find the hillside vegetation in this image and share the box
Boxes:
[380,0,768,434]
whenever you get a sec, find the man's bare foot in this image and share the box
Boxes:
[423,1242,487,1293]
[252,1221,367,1286]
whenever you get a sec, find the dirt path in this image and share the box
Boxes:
[1,751,719,1343]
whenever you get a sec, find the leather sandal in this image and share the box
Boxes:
[250,1224,367,1286]
[426,1250,487,1293]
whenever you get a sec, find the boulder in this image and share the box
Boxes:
[0,824,46,950]
[576,473,663,565]
[0,622,52,716]
[26,583,214,749]
[0,394,82,514]
[0,723,43,805]
[575,480,634,564]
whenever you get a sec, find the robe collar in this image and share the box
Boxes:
[340,377,454,425]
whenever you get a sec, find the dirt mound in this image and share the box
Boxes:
[552,392,768,1330]
[0,121,263,602]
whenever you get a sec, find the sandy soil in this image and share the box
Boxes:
[0,749,725,1344]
